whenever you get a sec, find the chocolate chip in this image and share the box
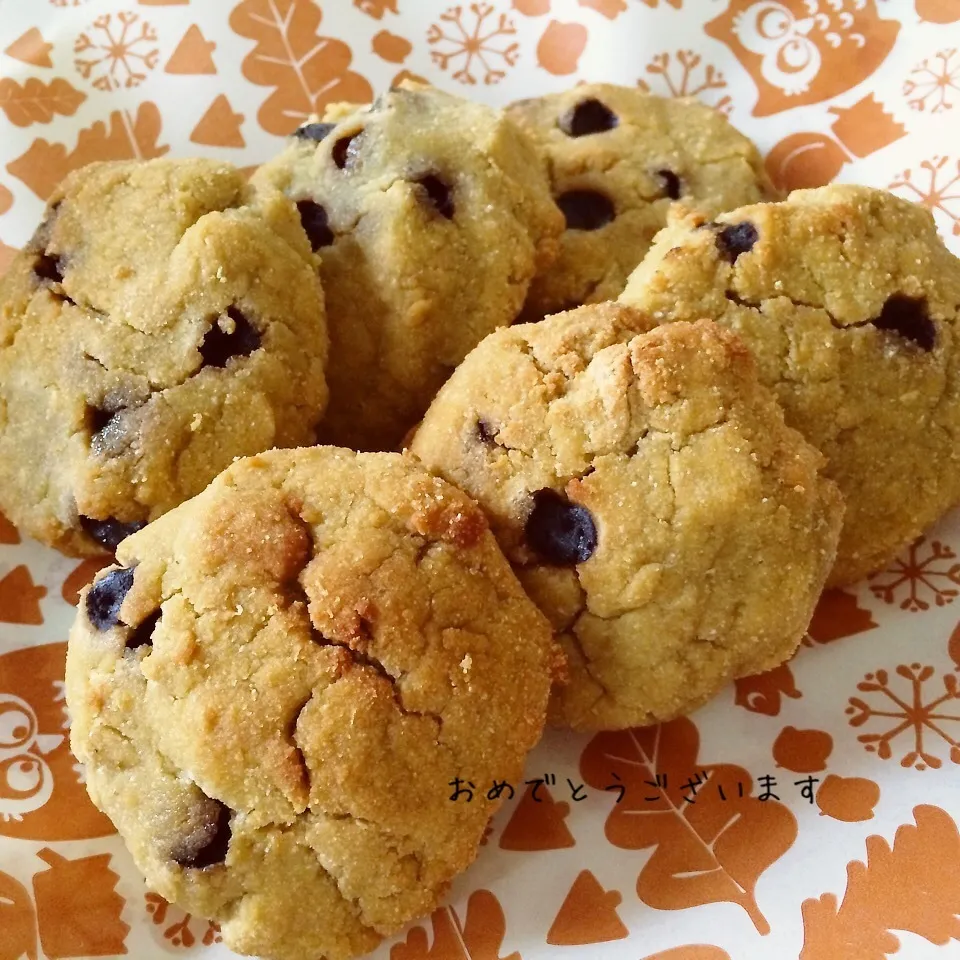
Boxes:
[85,566,135,631]
[871,294,936,351]
[34,253,63,284]
[558,98,618,137]
[126,610,160,650]
[296,200,334,250]
[80,516,146,551]
[294,121,336,142]
[88,406,117,437]
[556,190,615,231]
[172,797,232,869]
[657,169,682,200]
[332,131,363,170]
[525,488,597,565]
[414,174,454,219]
[715,222,758,263]
[476,418,496,444]
[200,307,261,368]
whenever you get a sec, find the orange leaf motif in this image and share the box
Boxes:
[0,511,19,544]
[499,783,574,851]
[0,870,36,960]
[815,775,880,823]
[372,29,412,64]
[801,804,960,958]
[356,0,400,17]
[547,870,627,945]
[390,889,519,960]
[0,565,47,624]
[734,662,802,716]
[806,589,878,645]
[536,20,587,76]
[773,726,833,774]
[33,849,129,958]
[4,28,54,68]
[6,103,168,200]
[581,717,797,935]
[229,0,372,136]
[0,78,87,127]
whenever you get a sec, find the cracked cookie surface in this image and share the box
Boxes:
[0,157,328,557]
[253,81,562,452]
[506,84,774,320]
[410,303,842,731]
[620,184,960,585]
[66,447,558,960]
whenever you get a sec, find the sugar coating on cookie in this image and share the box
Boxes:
[66,447,558,960]
[411,304,842,731]
[254,82,563,452]
[506,84,775,320]
[0,158,329,557]
[620,184,960,585]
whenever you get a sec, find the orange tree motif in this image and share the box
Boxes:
[904,48,960,113]
[427,4,519,85]
[846,664,960,770]
[890,155,960,236]
[869,538,960,612]
[74,12,159,91]
[638,50,732,113]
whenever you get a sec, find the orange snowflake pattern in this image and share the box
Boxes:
[428,4,519,85]
[145,893,221,948]
[869,538,960,612]
[889,155,960,236]
[904,48,960,113]
[638,49,731,113]
[74,12,159,92]
[846,664,960,771]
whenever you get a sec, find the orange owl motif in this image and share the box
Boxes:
[706,0,900,116]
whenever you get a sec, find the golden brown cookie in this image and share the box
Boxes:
[254,82,562,451]
[0,158,328,556]
[506,84,774,319]
[410,303,843,730]
[620,184,960,585]
[66,447,558,960]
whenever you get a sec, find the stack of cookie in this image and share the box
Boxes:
[0,80,957,960]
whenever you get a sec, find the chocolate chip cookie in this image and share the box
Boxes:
[66,447,558,960]
[620,184,960,585]
[506,84,775,320]
[254,81,563,452]
[410,303,842,731]
[0,158,328,557]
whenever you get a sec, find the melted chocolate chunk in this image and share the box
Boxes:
[556,190,615,231]
[86,567,135,631]
[294,121,336,142]
[172,797,232,869]
[126,610,160,650]
[871,294,937,351]
[558,98,619,137]
[332,131,363,170]
[80,516,146,552]
[34,253,63,284]
[88,405,117,437]
[296,200,334,250]
[525,488,597,565]
[476,418,496,444]
[715,222,758,263]
[200,307,261,368]
[414,174,454,219]
[657,169,682,200]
